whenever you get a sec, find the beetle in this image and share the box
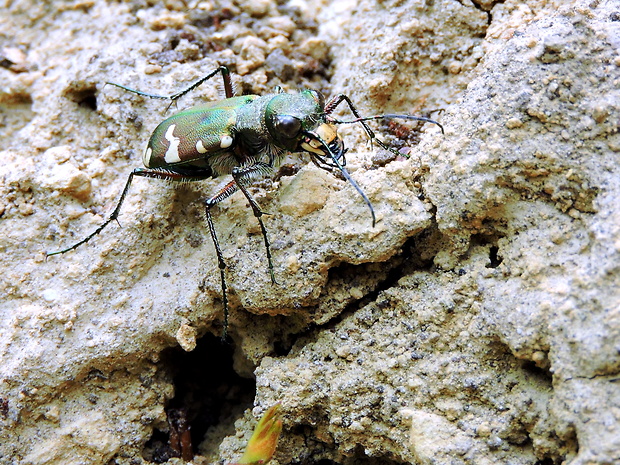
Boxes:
[47,66,443,337]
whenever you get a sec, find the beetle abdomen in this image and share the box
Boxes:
[142,96,258,173]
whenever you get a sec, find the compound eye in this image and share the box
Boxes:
[274,115,302,139]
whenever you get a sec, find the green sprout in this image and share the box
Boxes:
[235,404,283,465]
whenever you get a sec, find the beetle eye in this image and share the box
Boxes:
[274,115,302,139]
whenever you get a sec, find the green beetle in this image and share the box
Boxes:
[47,66,443,337]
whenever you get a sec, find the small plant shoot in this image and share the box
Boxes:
[47,66,443,337]
[236,403,283,465]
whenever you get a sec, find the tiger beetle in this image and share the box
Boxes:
[46,66,443,338]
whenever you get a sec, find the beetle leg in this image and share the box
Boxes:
[324,94,404,156]
[46,168,213,257]
[324,93,377,143]
[45,167,235,337]
[205,195,231,340]
[203,166,275,340]
[325,94,444,157]
[46,168,140,256]
[168,66,233,101]
[106,66,234,112]
[231,163,278,286]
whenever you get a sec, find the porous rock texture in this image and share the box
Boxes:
[0,0,618,464]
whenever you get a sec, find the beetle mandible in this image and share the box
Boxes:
[47,66,443,337]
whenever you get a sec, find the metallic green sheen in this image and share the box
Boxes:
[262,90,324,150]
[145,95,258,168]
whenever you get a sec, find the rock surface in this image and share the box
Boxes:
[0,0,618,464]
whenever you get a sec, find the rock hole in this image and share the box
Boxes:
[142,333,255,463]
[62,81,98,111]
[535,458,557,465]
[78,92,98,111]
[486,245,502,268]
[520,360,552,383]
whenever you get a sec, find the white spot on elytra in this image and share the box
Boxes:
[143,146,153,167]
[164,124,181,163]
[196,140,207,154]
[220,135,233,149]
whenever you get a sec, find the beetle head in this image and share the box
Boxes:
[266,90,375,227]
[265,90,327,152]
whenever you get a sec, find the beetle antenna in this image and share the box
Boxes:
[332,114,444,134]
[302,130,376,227]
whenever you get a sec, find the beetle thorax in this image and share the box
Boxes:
[234,91,325,167]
